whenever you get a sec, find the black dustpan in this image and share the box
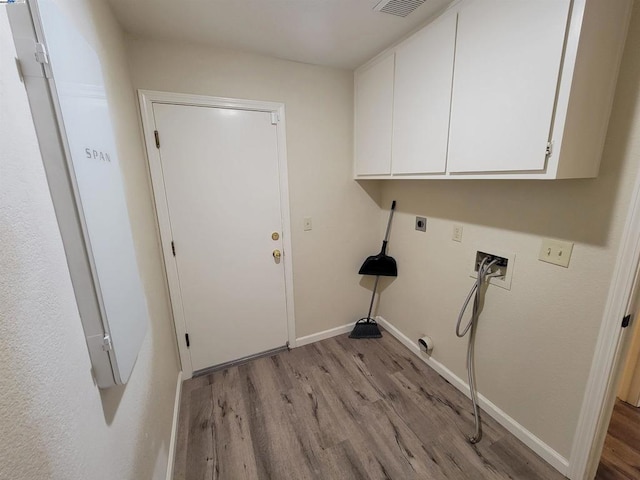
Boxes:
[358,244,397,277]
[358,201,397,277]
[351,201,397,339]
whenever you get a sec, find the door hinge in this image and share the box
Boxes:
[154,130,160,149]
[14,58,24,83]
[102,334,113,352]
[185,333,190,348]
[34,42,49,65]
[171,241,176,256]
[622,314,632,328]
[270,112,279,125]
[545,141,553,157]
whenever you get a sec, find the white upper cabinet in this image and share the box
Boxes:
[354,53,395,176]
[392,11,457,175]
[353,0,632,180]
[447,0,570,174]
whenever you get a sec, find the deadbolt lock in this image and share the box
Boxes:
[272,232,280,241]
[273,249,281,259]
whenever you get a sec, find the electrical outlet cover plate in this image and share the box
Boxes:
[415,216,427,232]
[470,247,515,291]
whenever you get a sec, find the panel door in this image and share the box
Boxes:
[153,103,289,372]
[392,11,457,175]
[448,0,571,173]
[355,53,395,176]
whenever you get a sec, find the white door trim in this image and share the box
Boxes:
[138,89,296,379]
[568,165,640,478]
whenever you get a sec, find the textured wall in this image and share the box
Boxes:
[376,2,640,459]
[125,36,383,339]
[0,0,179,478]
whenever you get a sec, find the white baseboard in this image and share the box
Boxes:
[166,371,183,480]
[295,322,354,347]
[376,316,570,476]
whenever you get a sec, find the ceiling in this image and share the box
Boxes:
[106,0,454,69]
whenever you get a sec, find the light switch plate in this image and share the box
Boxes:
[539,239,573,268]
[303,217,312,231]
[452,225,463,242]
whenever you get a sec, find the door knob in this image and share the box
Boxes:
[273,249,281,259]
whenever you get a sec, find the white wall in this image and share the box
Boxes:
[376,2,640,460]
[125,36,383,339]
[0,0,180,478]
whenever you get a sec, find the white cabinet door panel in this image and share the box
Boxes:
[392,12,457,174]
[355,53,394,176]
[448,0,571,173]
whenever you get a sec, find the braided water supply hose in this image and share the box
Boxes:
[455,257,503,444]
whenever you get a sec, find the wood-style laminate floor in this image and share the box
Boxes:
[173,331,566,479]
[596,399,640,479]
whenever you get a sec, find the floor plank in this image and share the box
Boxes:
[175,331,566,479]
[185,384,215,480]
[596,399,640,480]
[210,368,259,479]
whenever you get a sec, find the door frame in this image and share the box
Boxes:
[618,305,640,406]
[138,89,296,379]
[568,160,640,478]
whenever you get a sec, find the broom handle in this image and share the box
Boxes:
[366,276,380,320]
[381,200,396,255]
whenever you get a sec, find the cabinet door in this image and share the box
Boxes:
[392,12,457,174]
[448,0,571,173]
[354,53,394,176]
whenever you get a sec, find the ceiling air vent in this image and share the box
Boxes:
[374,0,427,17]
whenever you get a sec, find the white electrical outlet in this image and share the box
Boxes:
[452,225,463,242]
[539,239,573,268]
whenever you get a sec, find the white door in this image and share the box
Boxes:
[354,53,395,176]
[618,295,640,407]
[152,103,289,372]
[448,0,571,173]
[392,11,457,175]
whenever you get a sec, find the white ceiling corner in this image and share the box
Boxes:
[106,0,454,69]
